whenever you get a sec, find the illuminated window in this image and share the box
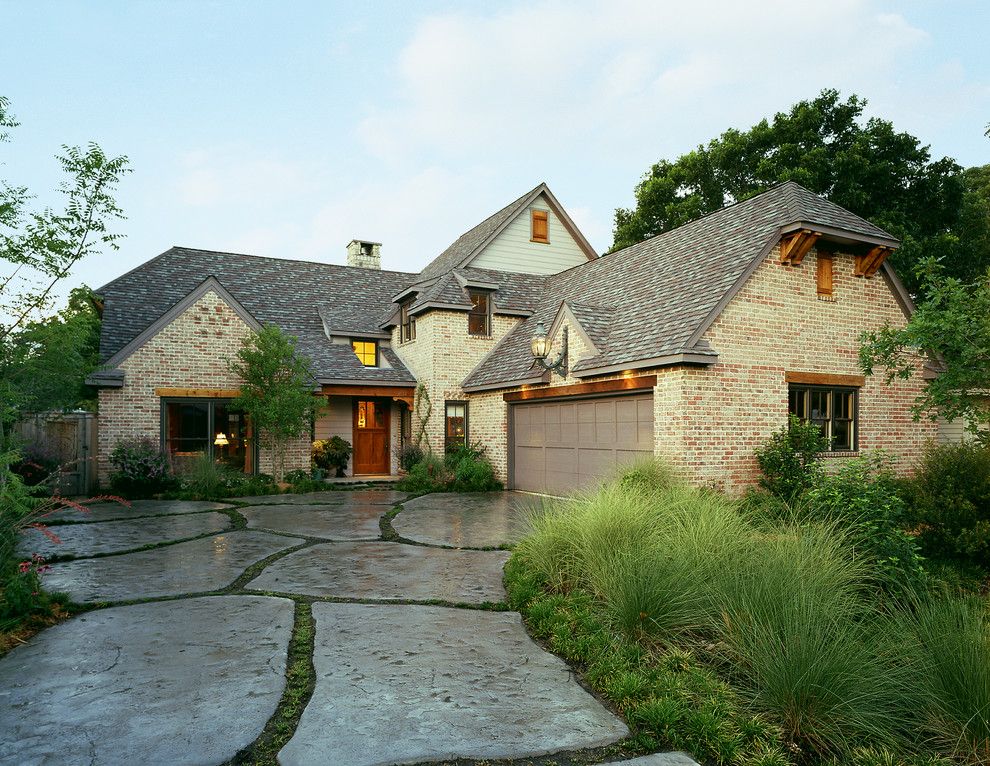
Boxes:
[351,339,378,367]
[531,210,549,243]
[468,290,491,336]
[445,401,468,451]
[788,384,858,451]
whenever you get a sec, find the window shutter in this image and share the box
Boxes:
[817,253,833,298]
[531,210,549,243]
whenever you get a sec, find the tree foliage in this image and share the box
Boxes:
[860,259,990,440]
[228,325,323,482]
[612,89,976,297]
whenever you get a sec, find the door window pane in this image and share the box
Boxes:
[214,404,250,473]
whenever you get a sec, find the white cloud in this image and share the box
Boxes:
[175,146,317,208]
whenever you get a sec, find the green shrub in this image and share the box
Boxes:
[395,443,501,495]
[182,455,238,499]
[755,415,828,499]
[908,442,990,567]
[108,438,173,498]
[617,458,681,494]
[397,443,425,472]
[312,437,351,477]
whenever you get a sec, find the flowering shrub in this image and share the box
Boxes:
[108,438,173,497]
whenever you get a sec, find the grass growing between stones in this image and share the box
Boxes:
[508,466,987,766]
[230,601,316,766]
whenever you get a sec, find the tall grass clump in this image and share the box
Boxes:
[898,595,990,763]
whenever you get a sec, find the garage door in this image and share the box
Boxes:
[510,393,654,495]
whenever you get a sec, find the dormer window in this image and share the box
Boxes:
[531,210,549,244]
[468,290,491,336]
[399,300,416,342]
[351,339,378,367]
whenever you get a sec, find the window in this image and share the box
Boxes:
[351,339,378,366]
[445,401,468,451]
[400,300,416,342]
[162,398,256,474]
[817,252,834,299]
[788,384,857,451]
[468,290,491,336]
[531,210,549,243]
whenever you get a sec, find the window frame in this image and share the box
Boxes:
[444,400,469,452]
[351,338,379,367]
[467,290,492,337]
[787,384,859,453]
[399,299,416,343]
[159,397,259,474]
[531,209,549,244]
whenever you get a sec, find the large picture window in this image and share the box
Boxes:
[162,398,256,474]
[445,401,468,451]
[788,384,858,452]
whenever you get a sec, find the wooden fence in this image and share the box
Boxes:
[13,411,98,496]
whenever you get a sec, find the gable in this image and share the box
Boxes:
[467,193,591,275]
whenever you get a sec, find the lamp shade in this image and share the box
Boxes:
[214,432,229,446]
[530,321,549,359]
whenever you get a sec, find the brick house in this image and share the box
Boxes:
[88,182,934,492]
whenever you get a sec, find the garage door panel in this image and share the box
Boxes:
[511,393,655,494]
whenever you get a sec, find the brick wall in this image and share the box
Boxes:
[97,290,311,481]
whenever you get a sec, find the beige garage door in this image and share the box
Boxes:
[511,393,654,495]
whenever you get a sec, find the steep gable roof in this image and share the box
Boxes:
[463,182,905,390]
[418,183,596,279]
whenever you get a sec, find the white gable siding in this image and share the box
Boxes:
[468,194,590,274]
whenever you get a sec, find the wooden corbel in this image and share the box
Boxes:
[779,230,821,266]
[854,246,890,278]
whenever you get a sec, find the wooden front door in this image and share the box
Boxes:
[353,399,390,474]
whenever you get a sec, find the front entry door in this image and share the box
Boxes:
[353,399,390,474]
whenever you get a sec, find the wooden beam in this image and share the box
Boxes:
[779,230,820,266]
[784,371,865,387]
[155,387,239,398]
[322,384,417,399]
[503,375,657,402]
[392,396,414,409]
[855,246,890,278]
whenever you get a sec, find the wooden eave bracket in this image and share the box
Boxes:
[854,246,891,278]
[778,230,821,266]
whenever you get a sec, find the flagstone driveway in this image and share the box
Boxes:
[0,490,696,766]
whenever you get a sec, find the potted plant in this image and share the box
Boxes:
[313,436,352,478]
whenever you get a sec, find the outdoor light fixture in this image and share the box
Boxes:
[530,321,568,376]
[214,432,229,447]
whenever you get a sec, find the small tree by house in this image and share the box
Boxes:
[228,325,323,483]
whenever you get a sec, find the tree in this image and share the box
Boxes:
[228,325,323,482]
[612,89,969,297]
[859,259,990,441]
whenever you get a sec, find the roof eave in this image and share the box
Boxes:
[462,374,550,394]
[780,221,899,249]
[570,352,719,379]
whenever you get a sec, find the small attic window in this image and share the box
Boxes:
[468,290,491,336]
[351,339,378,367]
[531,210,549,244]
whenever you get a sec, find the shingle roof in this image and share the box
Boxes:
[462,181,900,389]
[96,247,419,384]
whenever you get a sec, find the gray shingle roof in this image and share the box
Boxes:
[96,247,420,384]
[462,181,900,389]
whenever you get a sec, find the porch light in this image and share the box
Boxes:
[530,321,568,376]
[214,432,229,446]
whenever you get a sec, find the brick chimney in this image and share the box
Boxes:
[346,239,382,269]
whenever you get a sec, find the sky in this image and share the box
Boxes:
[2,0,989,305]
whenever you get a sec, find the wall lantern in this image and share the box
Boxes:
[530,321,568,376]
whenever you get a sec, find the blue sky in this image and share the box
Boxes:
[2,0,988,302]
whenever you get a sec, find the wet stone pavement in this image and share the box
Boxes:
[0,489,697,766]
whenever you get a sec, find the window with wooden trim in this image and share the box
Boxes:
[399,300,416,342]
[531,210,549,243]
[817,252,834,300]
[445,401,468,451]
[468,290,491,336]
[351,339,378,366]
[788,384,858,452]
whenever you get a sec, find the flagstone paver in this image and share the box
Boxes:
[246,541,509,603]
[46,498,233,523]
[0,596,293,766]
[601,753,700,766]
[45,530,304,603]
[393,491,544,548]
[17,511,232,559]
[230,489,406,506]
[240,503,383,540]
[277,603,629,766]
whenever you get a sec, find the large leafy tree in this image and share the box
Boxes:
[229,325,323,482]
[0,96,129,441]
[612,89,974,297]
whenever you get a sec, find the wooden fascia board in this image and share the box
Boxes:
[155,387,240,398]
[502,375,658,402]
[321,384,418,398]
[784,371,866,387]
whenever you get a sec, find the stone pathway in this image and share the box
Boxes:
[0,489,696,766]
